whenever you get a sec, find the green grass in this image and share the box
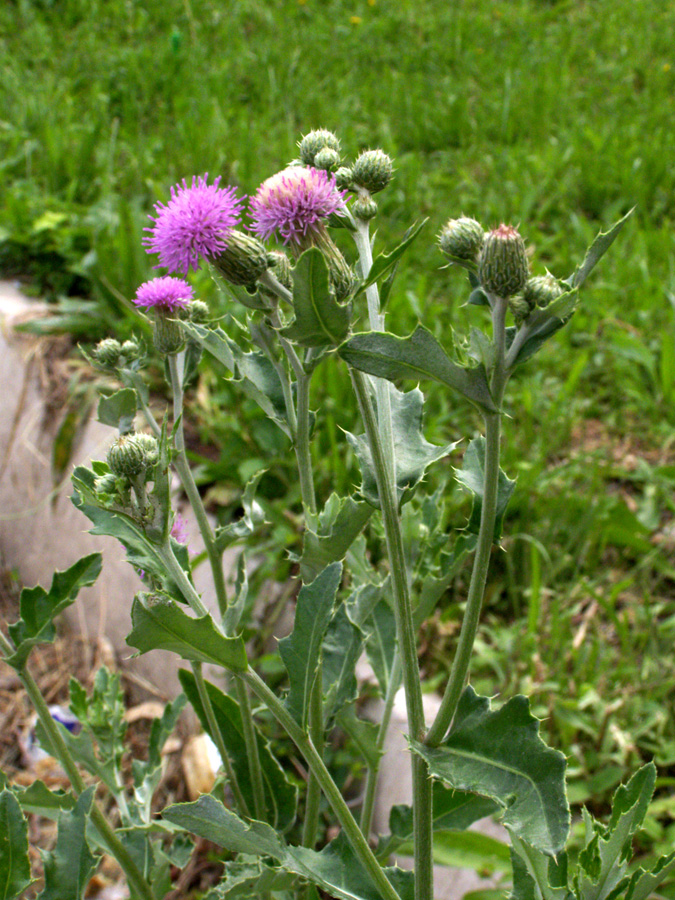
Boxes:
[3,0,675,878]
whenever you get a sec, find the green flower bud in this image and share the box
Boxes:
[120,339,140,359]
[508,295,531,326]
[188,300,210,323]
[212,229,269,289]
[93,338,122,368]
[438,217,485,263]
[334,166,354,191]
[153,309,185,355]
[94,473,118,494]
[478,224,529,298]
[311,230,356,301]
[107,435,146,478]
[298,129,341,167]
[523,273,564,310]
[133,433,159,468]
[352,196,378,221]
[313,147,341,172]
[352,149,394,194]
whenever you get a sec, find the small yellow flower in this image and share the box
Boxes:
[367,0,376,5]
[664,62,672,72]
[350,14,362,23]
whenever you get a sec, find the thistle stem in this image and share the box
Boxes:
[166,354,265,820]
[425,296,508,747]
[351,219,432,900]
[242,668,402,900]
[0,632,156,900]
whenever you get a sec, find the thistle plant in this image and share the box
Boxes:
[2,131,672,900]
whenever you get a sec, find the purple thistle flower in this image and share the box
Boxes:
[144,174,244,274]
[170,513,189,545]
[133,276,194,311]
[249,166,347,244]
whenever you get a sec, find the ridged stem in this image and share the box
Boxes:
[242,668,402,900]
[425,295,508,747]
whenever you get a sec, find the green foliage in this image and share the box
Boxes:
[282,248,351,347]
[178,670,297,831]
[340,326,497,413]
[455,436,516,541]
[412,686,570,855]
[97,388,137,434]
[164,795,414,900]
[126,594,248,671]
[39,788,98,900]
[278,563,342,728]
[346,383,458,507]
[0,790,32,899]
[299,493,373,583]
[6,554,102,669]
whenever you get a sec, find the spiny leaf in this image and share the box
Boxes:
[278,563,342,728]
[412,686,570,855]
[321,604,363,723]
[0,789,32,899]
[377,783,499,860]
[281,247,351,347]
[11,782,75,820]
[455,436,516,542]
[346,384,458,508]
[300,493,373,584]
[509,834,570,900]
[179,670,297,832]
[39,788,98,900]
[566,208,635,291]
[202,858,297,899]
[339,325,497,413]
[6,554,102,670]
[357,219,428,294]
[126,595,248,672]
[164,796,413,900]
[576,763,656,900]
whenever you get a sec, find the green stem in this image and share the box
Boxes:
[0,633,156,900]
[234,677,266,820]
[350,370,432,900]
[168,353,228,619]
[425,296,508,747]
[242,669,402,900]
[351,218,432,900]
[167,353,267,819]
[359,653,401,836]
[191,661,250,816]
[295,367,317,527]
[301,672,324,850]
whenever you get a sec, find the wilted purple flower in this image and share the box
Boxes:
[249,166,346,245]
[133,276,194,311]
[144,174,244,274]
[170,513,189,545]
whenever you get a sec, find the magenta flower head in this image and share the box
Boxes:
[133,276,194,312]
[249,166,347,246]
[144,174,244,274]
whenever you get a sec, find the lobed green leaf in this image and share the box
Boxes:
[412,686,570,856]
[455,437,516,542]
[282,247,351,347]
[97,388,137,434]
[0,789,32,899]
[126,595,248,672]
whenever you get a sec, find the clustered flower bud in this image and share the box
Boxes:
[508,295,531,326]
[107,433,159,479]
[351,149,394,194]
[187,300,210,323]
[93,338,123,368]
[298,129,341,167]
[211,229,270,289]
[478,224,529,298]
[334,166,354,191]
[313,147,341,172]
[438,217,485,263]
[352,196,378,221]
[523,273,564,310]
